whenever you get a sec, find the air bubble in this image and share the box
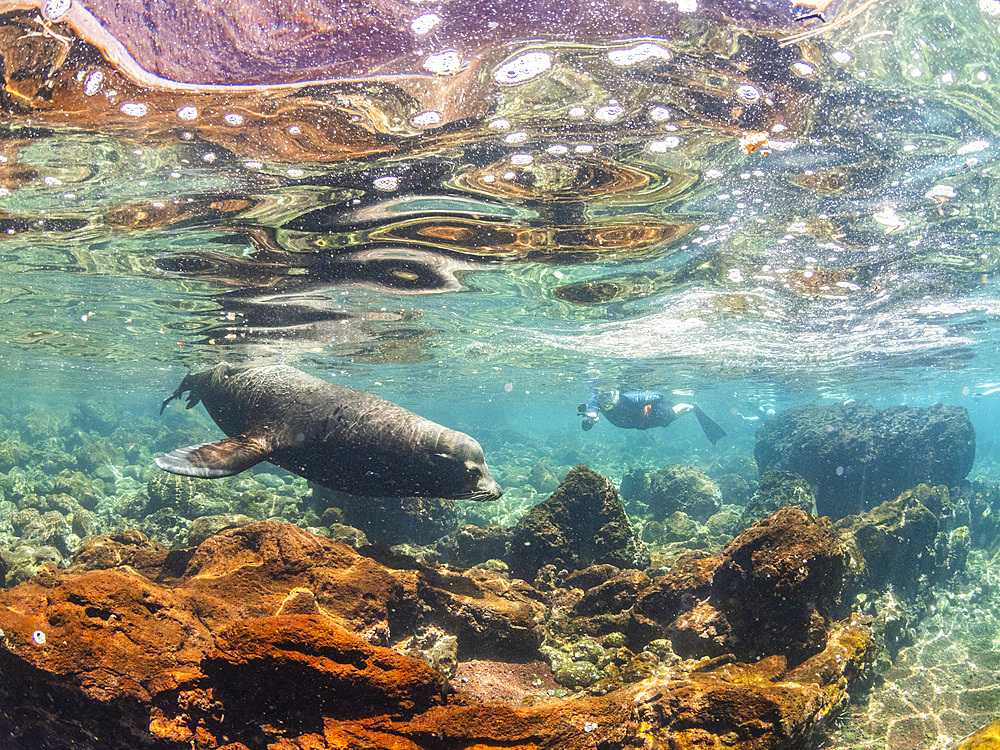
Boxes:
[735,84,761,103]
[649,106,670,122]
[568,106,586,118]
[607,43,671,66]
[286,168,304,178]
[423,50,461,75]
[177,106,198,121]
[504,131,529,144]
[594,105,624,122]
[374,176,400,191]
[83,71,103,96]
[546,144,569,155]
[224,113,244,125]
[119,102,148,117]
[791,62,815,76]
[411,110,442,127]
[648,137,680,152]
[493,51,552,86]
[510,153,533,165]
[411,12,442,34]
[32,630,46,646]
[42,0,71,22]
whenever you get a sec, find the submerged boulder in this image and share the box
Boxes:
[740,469,815,528]
[755,402,974,519]
[506,465,649,581]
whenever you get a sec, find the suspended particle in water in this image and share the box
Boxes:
[32,630,46,646]
[504,383,513,392]
[120,102,148,117]
[42,0,70,22]
[493,51,552,86]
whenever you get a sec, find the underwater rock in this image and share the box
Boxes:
[0,515,878,749]
[0,438,29,473]
[435,523,509,568]
[835,484,967,600]
[713,506,848,663]
[145,471,207,516]
[647,464,723,523]
[3,543,62,586]
[715,472,753,506]
[755,402,975,519]
[572,569,651,619]
[53,469,103,511]
[740,469,816,528]
[67,529,169,578]
[312,485,458,546]
[326,521,369,548]
[507,465,649,581]
[187,513,255,546]
[629,553,720,645]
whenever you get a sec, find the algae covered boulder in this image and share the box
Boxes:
[755,402,974,519]
[740,469,815,528]
[648,464,722,523]
[507,465,649,581]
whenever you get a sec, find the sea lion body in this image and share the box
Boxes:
[156,363,502,501]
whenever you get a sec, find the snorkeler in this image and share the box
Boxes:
[578,388,727,444]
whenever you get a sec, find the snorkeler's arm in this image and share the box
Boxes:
[579,391,602,429]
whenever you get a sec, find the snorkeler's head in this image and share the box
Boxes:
[597,390,620,411]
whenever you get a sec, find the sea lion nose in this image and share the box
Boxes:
[479,474,503,499]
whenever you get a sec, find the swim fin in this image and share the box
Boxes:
[692,405,727,445]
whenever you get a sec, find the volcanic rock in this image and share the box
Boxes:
[755,402,975,519]
[506,465,649,581]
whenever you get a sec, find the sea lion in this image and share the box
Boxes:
[156,363,502,501]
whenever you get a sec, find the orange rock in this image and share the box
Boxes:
[0,521,874,749]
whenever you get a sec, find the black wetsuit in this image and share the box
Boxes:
[579,388,727,444]
[586,389,676,430]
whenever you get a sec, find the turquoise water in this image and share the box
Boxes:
[4,0,1000,746]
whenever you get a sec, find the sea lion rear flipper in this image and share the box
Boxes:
[155,435,272,478]
[692,405,727,445]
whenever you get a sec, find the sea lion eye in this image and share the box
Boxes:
[468,465,481,479]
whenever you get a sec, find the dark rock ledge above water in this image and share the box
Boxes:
[0,518,876,750]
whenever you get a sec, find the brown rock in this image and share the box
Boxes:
[713,506,847,662]
[0,520,875,750]
[507,465,649,581]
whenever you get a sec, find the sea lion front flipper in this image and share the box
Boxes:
[155,435,273,478]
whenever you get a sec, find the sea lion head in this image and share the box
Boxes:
[428,431,502,502]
